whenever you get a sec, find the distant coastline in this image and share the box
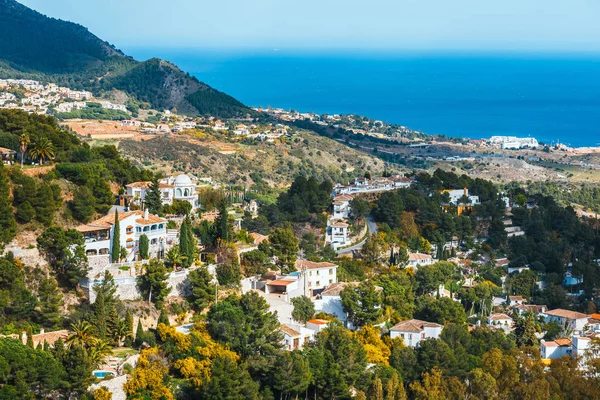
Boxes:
[126,48,600,148]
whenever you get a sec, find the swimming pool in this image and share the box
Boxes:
[93,370,115,379]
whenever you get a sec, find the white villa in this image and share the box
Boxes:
[541,338,573,360]
[389,319,443,347]
[543,309,590,333]
[280,324,315,351]
[327,220,349,248]
[125,174,199,210]
[487,313,514,330]
[444,188,480,206]
[332,194,354,219]
[407,252,434,269]
[295,260,338,296]
[76,210,167,262]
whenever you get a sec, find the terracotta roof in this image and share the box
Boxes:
[554,338,572,347]
[280,325,301,336]
[249,232,269,245]
[307,319,329,325]
[541,340,558,347]
[0,147,16,153]
[408,253,432,261]
[545,309,589,320]
[390,319,442,332]
[76,225,110,233]
[126,181,152,188]
[22,330,69,348]
[590,313,600,320]
[333,194,354,202]
[268,279,296,286]
[296,259,337,271]
[135,214,167,225]
[489,313,513,321]
[77,211,166,232]
[509,296,525,301]
[330,221,349,227]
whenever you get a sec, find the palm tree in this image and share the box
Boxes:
[67,320,97,348]
[18,133,30,168]
[165,245,184,271]
[87,339,113,367]
[28,137,55,166]
[111,318,131,347]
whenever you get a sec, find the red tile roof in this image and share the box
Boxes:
[390,319,442,332]
[296,259,337,271]
[545,309,589,320]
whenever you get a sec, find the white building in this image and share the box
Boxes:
[508,296,526,306]
[541,338,573,360]
[280,324,315,350]
[389,319,443,347]
[489,136,539,149]
[544,309,590,333]
[332,176,412,196]
[76,210,168,262]
[327,220,349,248]
[407,252,434,269]
[125,174,199,210]
[306,319,330,333]
[487,313,514,330]
[332,194,354,219]
[444,188,480,206]
[295,260,338,296]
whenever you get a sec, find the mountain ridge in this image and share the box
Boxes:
[0,0,250,117]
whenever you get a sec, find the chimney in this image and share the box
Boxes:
[144,209,149,220]
[21,331,27,341]
[40,328,45,335]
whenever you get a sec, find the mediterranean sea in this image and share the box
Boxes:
[126,48,600,148]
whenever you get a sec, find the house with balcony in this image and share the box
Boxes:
[389,319,443,347]
[124,173,199,210]
[76,209,168,262]
[327,220,349,248]
[295,259,338,296]
[332,194,354,219]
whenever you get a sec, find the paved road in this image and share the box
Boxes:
[337,216,378,255]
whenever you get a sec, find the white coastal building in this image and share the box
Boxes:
[125,174,199,210]
[332,194,354,219]
[543,309,590,333]
[76,210,167,262]
[389,319,443,347]
[327,220,349,248]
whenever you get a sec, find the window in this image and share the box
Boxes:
[329,268,333,275]
[151,238,158,245]
[409,334,412,340]
[316,281,320,286]
[158,223,164,229]
[143,226,149,232]
[329,279,333,284]
[401,334,405,339]
[126,227,133,234]
[136,227,142,233]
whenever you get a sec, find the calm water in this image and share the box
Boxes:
[126,48,600,147]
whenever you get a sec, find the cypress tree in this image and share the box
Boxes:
[93,290,108,339]
[139,234,149,259]
[134,319,144,346]
[43,340,49,351]
[111,211,120,262]
[184,216,195,267]
[157,308,170,327]
[0,163,17,245]
[179,218,190,267]
[26,328,34,348]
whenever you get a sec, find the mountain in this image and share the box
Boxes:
[0,0,250,117]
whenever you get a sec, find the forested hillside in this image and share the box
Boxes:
[0,0,250,117]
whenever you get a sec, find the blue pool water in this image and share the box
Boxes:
[93,370,114,379]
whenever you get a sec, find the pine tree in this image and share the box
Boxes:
[157,308,170,327]
[111,211,120,262]
[0,163,17,245]
[144,177,162,215]
[33,183,57,226]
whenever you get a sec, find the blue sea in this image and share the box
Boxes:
[126,48,600,147]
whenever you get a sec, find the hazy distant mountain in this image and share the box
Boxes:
[0,0,250,117]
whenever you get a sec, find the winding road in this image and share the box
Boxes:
[337,216,378,255]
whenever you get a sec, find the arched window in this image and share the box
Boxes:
[184,188,189,197]
[143,226,149,232]
[176,188,182,197]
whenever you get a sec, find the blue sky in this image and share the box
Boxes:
[20,0,600,53]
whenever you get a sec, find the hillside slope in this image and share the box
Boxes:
[0,0,250,117]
